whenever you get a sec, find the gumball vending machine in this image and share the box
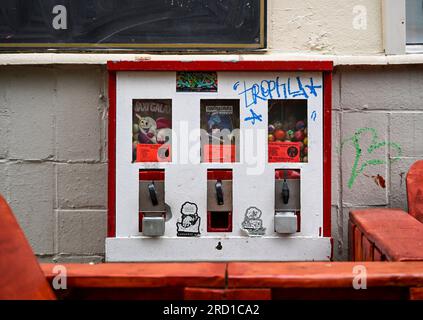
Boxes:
[106,61,333,261]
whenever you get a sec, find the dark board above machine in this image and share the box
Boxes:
[0,0,266,51]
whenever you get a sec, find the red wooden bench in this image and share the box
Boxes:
[1,158,423,300]
[350,160,423,262]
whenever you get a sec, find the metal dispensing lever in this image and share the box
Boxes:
[148,182,159,206]
[282,179,290,204]
[215,180,224,205]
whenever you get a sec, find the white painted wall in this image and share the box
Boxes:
[268,0,383,54]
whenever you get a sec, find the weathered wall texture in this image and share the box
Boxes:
[268,0,383,54]
[1,64,422,262]
[0,66,108,263]
[332,65,423,260]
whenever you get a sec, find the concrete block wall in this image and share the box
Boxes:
[0,65,108,263]
[332,65,423,260]
[0,64,422,262]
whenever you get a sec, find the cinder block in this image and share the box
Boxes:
[56,163,107,209]
[57,210,107,255]
[52,255,104,264]
[389,157,419,211]
[36,255,56,263]
[0,111,8,159]
[7,162,55,254]
[341,66,423,110]
[6,67,56,160]
[341,112,389,206]
[332,111,341,205]
[55,67,104,161]
[332,70,341,110]
[0,75,9,159]
[99,69,108,163]
[330,206,351,261]
[390,113,423,157]
[331,205,345,261]
[0,163,8,200]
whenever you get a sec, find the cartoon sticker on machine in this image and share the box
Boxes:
[241,207,266,236]
[176,202,201,237]
[132,99,172,162]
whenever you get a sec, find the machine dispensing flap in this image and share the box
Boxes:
[207,170,233,212]
[139,171,166,213]
[275,170,301,212]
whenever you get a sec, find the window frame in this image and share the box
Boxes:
[383,0,423,54]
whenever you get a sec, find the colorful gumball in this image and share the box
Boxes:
[302,156,308,162]
[268,134,275,142]
[273,121,283,130]
[286,130,294,140]
[296,120,305,131]
[303,137,308,145]
[294,130,305,141]
[274,129,286,140]
[303,146,308,155]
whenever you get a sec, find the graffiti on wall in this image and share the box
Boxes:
[176,72,218,92]
[341,127,402,189]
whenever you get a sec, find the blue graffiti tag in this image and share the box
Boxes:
[233,76,322,125]
[244,109,263,125]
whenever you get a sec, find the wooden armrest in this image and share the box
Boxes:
[41,263,226,288]
[350,209,423,261]
[227,262,423,288]
[40,262,423,300]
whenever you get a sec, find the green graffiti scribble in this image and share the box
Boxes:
[176,72,217,91]
[340,127,402,189]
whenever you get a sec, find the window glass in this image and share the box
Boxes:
[200,99,240,163]
[132,99,172,163]
[407,0,423,44]
[268,100,308,163]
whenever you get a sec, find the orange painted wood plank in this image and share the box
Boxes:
[373,247,384,261]
[272,287,408,300]
[362,236,374,261]
[227,262,423,289]
[63,287,185,300]
[409,287,423,300]
[354,227,363,261]
[350,209,423,261]
[184,288,271,300]
[0,196,55,300]
[184,288,226,300]
[41,263,226,288]
[348,222,356,261]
